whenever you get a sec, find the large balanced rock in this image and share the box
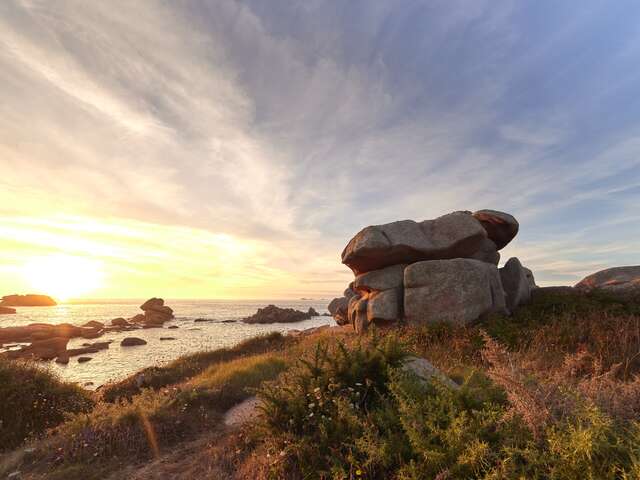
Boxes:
[404,259,506,326]
[500,257,536,313]
[0,294,57,307]
[242,305,315,324]
[575,266,640,301]
[472,210,519,250]
[341,211,487,275]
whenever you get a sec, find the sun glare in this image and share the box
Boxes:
[22,254,104,301]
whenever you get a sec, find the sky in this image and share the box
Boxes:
[1,0,640,300]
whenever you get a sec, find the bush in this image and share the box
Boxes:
[256,333,640,479]
[0,359,94,451]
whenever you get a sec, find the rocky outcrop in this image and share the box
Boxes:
[5,337,69,360]
[404,259,506,326]
[0,297,175,361]
[500,257,536,313]
[329,209,534,331]
[139,298,174,326]
[341,211,487,275]
[242,305,316,324]
[575,266,640,300]
[0,306,16,315]
[0,294,57,307]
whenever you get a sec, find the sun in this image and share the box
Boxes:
[22,254,104,301]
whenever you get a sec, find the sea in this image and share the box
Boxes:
[0,299,335,389]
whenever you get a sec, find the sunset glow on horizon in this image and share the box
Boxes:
[0,214,348,300]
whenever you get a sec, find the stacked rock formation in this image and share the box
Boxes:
[328,210,537,333]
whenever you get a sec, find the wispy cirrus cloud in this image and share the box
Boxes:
[1,0,640,297]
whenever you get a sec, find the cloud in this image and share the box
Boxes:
[1,0,640,297]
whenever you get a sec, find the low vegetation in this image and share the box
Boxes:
[0,359,94,452]
[4,290,640,479]
[100,331,289,401]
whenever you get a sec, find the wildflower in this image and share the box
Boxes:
[308,403,315,408]
[309,412,314,418]
[355,382,363,386]
[356,469,362,476]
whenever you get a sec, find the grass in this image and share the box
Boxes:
[6,290,640,479]
[0,359,94,452]
[100,331,289,401]
[21,352,288,479]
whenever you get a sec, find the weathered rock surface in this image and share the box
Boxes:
[367,289,400,324]
[404,259,506,326]
[472,210,519,250]
[328,297,349,325]
[242,305,314,324]
[121,337,147,347]
[328,285,358,326]
[500,257,534,313]
[402,356,459,390]
[341,212,487,275]
[575,266,640,300]
[0,306,16,314]
[354,264,405,292]
[469,238,500,265]
[0,294,57,307]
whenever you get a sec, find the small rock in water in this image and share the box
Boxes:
[77,357,92,363]
[121,337,147,347]
[194,318,212,323]
[168,325,179,329]
[160,337,176,341]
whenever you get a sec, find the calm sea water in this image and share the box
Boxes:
[0,299,334,388]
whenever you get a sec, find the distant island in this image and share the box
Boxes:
[0,294,57,307]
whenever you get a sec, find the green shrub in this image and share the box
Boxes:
[0,359,94,451]
[256,334,640,479]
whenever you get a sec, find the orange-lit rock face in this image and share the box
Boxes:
[472,210,519,250]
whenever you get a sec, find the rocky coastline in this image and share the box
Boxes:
[0,297,175,362]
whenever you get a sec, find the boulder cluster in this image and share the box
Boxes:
[242,305,319,324]
[328,210,536,333]
[0,298,174,361]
